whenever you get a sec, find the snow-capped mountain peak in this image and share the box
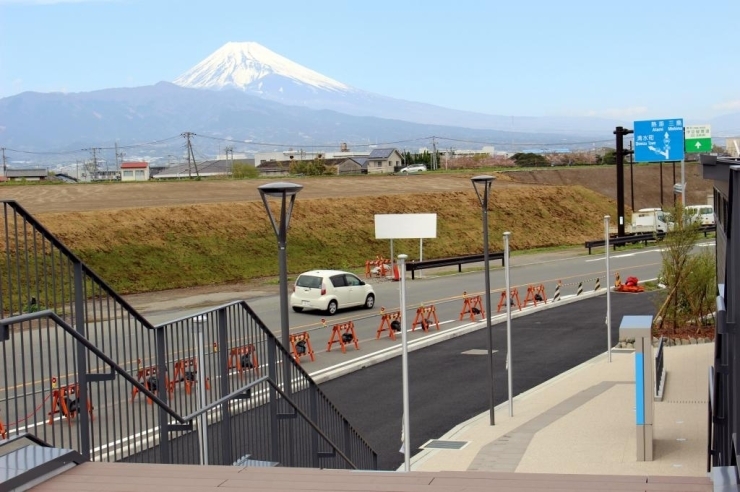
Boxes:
[173,41,351,93]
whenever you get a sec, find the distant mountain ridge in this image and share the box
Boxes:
[1,41,738,160]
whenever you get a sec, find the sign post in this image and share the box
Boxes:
[634,118,685,206]
[684,125,712,154]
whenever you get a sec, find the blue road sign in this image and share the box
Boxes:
[633,118,685,162]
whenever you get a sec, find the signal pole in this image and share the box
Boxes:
[614,126,634,237]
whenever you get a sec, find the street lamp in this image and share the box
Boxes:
[471,175,496,426]
[258,182,303,355]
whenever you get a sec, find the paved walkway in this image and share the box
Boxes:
[410,343,712,478]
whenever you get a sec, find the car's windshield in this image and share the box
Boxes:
[296,275,322,289]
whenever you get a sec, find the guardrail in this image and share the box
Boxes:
[584,224,716,255]
[406,252,505,280]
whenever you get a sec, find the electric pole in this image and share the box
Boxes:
[431,137,437,170]
[225,146,234,177]
[1,147,6,178]
[181,132,200,179]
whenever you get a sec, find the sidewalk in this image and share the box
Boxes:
[410,343,712,478]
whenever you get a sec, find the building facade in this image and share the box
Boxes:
[120,162,150,181]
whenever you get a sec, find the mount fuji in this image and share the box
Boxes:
[173,42,618,135]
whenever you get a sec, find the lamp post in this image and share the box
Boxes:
[258,182,303,360]
[398,254,411,472]
[194,315,209,465]
[471,175,496,426]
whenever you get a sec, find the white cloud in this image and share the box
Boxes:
[713,100,740,112]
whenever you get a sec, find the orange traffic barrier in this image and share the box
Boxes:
[459,291,485,321]
[227,345,260,376]
[290,332,315,364]
[376,307,402,340]
[327,321,359,353]
[497,288,522,313]
[169,358,211,395]
[0,418,6,439]
[48,379,93,426]
[615,275,645,293]
[131,359,169,405]
[411,304,440,332]
[522,284,547,308]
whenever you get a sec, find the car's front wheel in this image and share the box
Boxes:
[364,294,375,309]
[326,300,338,316]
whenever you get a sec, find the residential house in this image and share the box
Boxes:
[366,149,403,174]
[120,162,150,182]
[336,157,368,175]
[152,159,255,179]
[4,168,48,181]
[257,161,291,177]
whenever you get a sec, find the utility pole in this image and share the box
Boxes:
[1,147,6,178]
[431,137,437,171]
[225,146,234,177]
[181,132,200,179]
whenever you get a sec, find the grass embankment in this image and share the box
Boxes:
[36,185,614,294]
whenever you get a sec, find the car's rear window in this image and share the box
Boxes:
[296,275,322,289]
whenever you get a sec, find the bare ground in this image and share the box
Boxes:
[0,163,711,216]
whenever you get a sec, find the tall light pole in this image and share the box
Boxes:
[503,231,513,417]
[258,182,303,357]
[398,254,411,472]
[471,175,496,426]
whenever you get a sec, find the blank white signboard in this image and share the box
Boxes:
[374,214,437,239]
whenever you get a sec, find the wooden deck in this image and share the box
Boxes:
[31,462,713,492]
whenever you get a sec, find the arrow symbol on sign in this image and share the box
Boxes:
[695,141,702,149]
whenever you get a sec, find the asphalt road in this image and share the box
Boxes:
[319,290,660,471]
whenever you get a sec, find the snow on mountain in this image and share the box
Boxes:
[173,42,352,93]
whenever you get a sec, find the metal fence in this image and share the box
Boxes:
[0,200,377,470]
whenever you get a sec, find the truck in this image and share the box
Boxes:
[609,208,670,235]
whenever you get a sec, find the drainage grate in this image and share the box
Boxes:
[421,439,469,450]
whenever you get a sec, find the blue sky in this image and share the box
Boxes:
[1,0,738,121]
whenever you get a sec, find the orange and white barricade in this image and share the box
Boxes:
[48,379,93,426]
[290,332,315,364]
[376,307,403,340]
[411,304,440,332]
[327,321,359,353]
[497,288,522,313]
[459,291,485,321]
[227,345,260,376]
[131,359,169,404]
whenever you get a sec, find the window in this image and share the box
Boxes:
[344,274,362,286]
[296,275,322,289]
[123,170,133,177]
[330,274,347,287]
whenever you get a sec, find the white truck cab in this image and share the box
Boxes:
[631,208,669,234]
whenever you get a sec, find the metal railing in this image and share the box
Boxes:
[584,224,715,254]
[0,199,377,469]
[406,252,505,279]
[654,337,664,398]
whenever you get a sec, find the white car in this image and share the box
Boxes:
[399,164,427,174]
[291,270,375,315]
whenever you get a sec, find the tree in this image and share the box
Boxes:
[232,163,258,179]
[597,149,617,165]
[655,204,715,335]
[510,152,548,167]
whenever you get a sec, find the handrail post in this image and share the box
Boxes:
[73,263,91,461]
[267,336,281,465]
[155,327,171,463]
[217,307,233,465]
[309,385,320,468]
